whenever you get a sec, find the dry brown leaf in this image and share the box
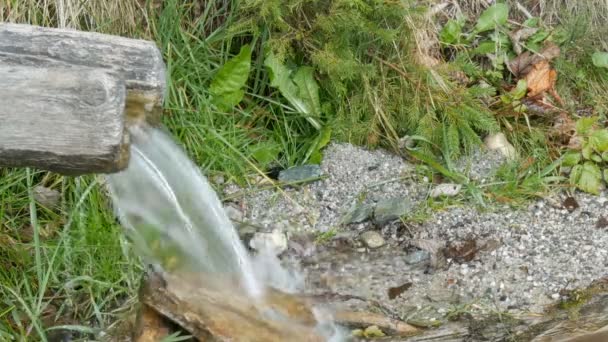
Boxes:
[507,42,560,78]
[525,60,557,97]
[444,239,478,263]
[563,196,579,213]
[551,112,576,142]
[387,282,412,300]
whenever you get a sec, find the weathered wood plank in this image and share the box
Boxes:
[0,23,166,124]
[0,65,129,175]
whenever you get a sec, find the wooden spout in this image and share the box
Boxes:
[0,23,167,175]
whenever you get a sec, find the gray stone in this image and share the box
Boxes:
[360,231,385,249]
[249,230,288,255]
[278,164,322,183]
[223,204,243,222]
[429,183,462,198]
[404,250,431,265]
[373,197,412,225]
[342,203,373,224]
[33,185,61,208]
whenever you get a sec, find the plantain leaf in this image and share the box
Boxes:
[293,66,322,119]
[440,19,464,45]
[265,52,322,129]
[209,45,252,111]
[474,3,509,33]
[306,126,332,164]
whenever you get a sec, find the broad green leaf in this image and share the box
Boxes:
[602,151,608,162]
[561,151,581,167]
[209,44,252,111]
[264,52,321,129]
[572,162,602,195]
[576,117,598,135]
[527,29,549,44]
[474,3,509,33]
[582,144,593,160]
[569,164,582,187]
[511,79,527,100]
[293,66,322,118]
[592,51,608,69]
[523,17,540,27]
[250,140,281,168]
[592,154,603,163]
[306,126,332,164]
[589,129,608,152]
[604,169,608,182]
[440,19,463,44]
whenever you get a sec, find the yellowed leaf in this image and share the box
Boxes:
[525,60,557,97]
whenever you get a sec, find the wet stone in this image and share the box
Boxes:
[342,203,373,224]
[373,197,412,226]
[249,230,288,255]
[278,164,322,183]
[360,231,386,249]
[404,250,431,265]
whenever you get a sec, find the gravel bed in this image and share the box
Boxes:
[225,142,608,320]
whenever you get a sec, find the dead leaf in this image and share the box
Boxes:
[388,282,412,300]
[551,112,576,138]
[509,27,539,55]
[563,196,579,213]
[523,97,563,116]
[507,43,560,78]
[444,239,478,263]
[597,217,608,229]
[411,239,447,269]
[525,60,557,97]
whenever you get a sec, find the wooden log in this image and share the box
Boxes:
[0,23,166,125]
[138,271,324,342]
[0,65,129,175]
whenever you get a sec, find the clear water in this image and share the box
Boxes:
[105,125,345,340]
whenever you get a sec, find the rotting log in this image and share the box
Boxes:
[137,271,324,342]
[135,270,420,341]
[0,23,166,126]
[0,65,129,175]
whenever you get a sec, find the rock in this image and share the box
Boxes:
[249,230,288,255]
[404,250,431,265]
[341,203,373,224]
[360,231,385,249]
[278,165,322,183]
[223,204,243,222]
[373,197,412,225]
[33,185,61,208]
[426,288,461,304]
[484,133,516,160]
[237,223,257,246]
[429,183,462,198]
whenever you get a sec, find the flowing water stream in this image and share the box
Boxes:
[105,125,344,341]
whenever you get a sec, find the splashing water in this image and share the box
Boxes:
[106,125,346,340]
[106,125,262,297]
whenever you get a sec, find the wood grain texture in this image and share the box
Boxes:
[0,65,129,175]
[0,23,166,123]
